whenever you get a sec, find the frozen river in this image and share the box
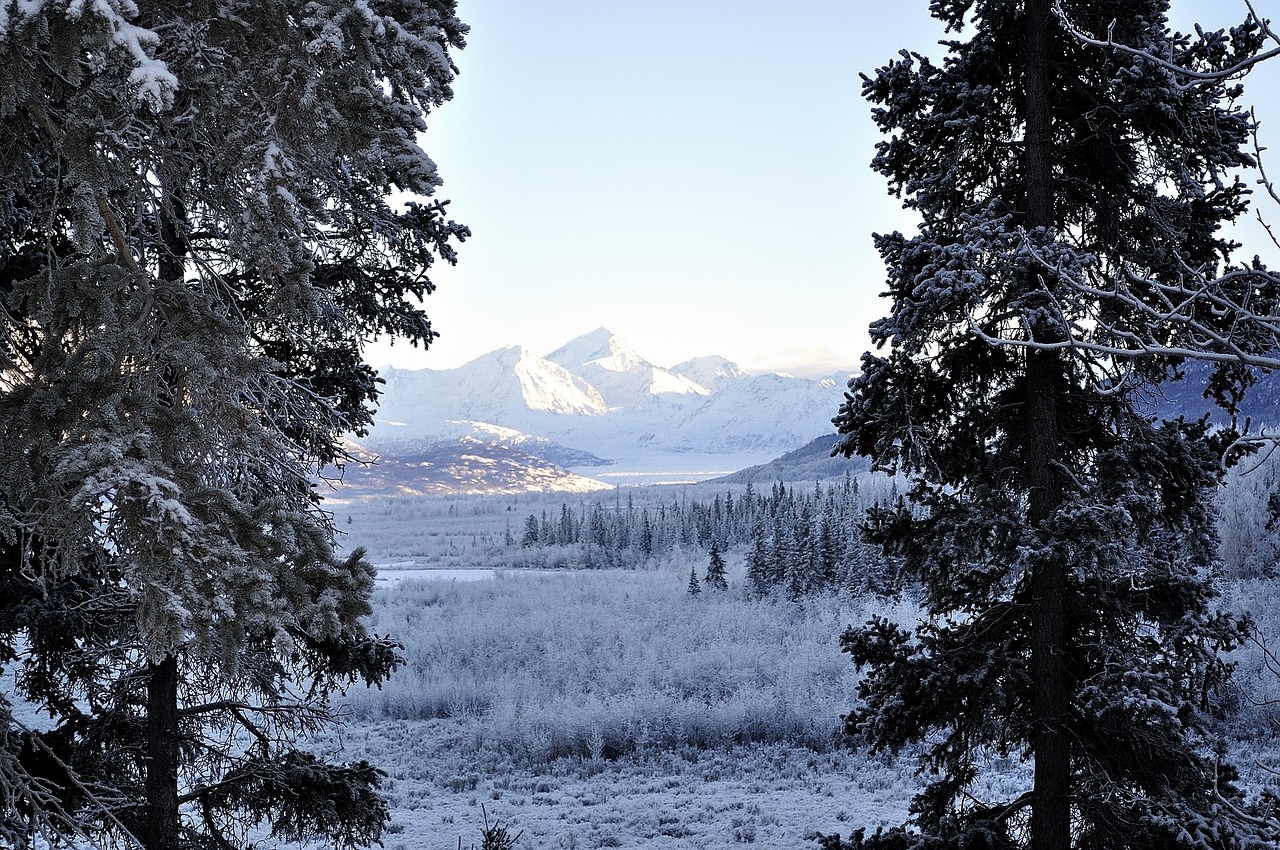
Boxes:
[373,566,570,586]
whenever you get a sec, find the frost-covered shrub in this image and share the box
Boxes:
[1217,448,1280,580]
[1220,579,1280,742]
[342,566,918,765]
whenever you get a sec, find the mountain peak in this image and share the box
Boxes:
[671,355,747,391]
[545,328,645,373]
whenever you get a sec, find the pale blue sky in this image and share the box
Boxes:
[370,0,1280,377]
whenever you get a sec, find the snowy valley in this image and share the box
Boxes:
[319,456,1280,850]
[316,341,1280,850]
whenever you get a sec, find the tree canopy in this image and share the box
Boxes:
[0,2,468,847]
[832,1,1280,848]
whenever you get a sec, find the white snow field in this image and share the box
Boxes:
[320,555,1280,850]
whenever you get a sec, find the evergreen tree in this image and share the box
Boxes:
[785,504,814,600]
[704,542,729,591]
[522,515,541,548]
[815,510,840,592]
[746,522,772,599]
[640,509,654,557]
[686,564,701,597]
[769,514,790,588]
[0,2,467,847]
[833,2,1280,849]
[558,504,575,545]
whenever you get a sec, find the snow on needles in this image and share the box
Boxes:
[3,0,179,110]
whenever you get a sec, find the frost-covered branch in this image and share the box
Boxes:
[966,231,1280,376]
[1,712,141,850]
[1052,0,1280,89]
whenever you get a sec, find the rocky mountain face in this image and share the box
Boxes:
[325,437,613,498]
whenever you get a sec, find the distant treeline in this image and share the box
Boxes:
[513,475,899,596]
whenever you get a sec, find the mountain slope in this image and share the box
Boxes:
[363,421,613,469]
[1141,361,1280,427]
[709,434,869,484]
[670,355,748,391]
[326,437,611,498]
[376,346,608,430]
[661,373,843,452]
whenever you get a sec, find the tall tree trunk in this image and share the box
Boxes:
[1024,2,1071,849]
[145,654,180,850]
[143,179,189,850]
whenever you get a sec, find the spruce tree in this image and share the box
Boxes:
[704,542,729,591]
[687,564,702,597]
[833,2,1280,848]
[810,511,833,592]
[0,2,466,847]
[641,510,655,557]
[746,522,772,598]
[522,515,541,547]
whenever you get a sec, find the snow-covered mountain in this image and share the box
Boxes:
[670,355,748,391]
[545,327,710,409]
[362,421,612,470]
[376,345,607,426]
[712,434,870,485]
[666,372,844,452]
[338,334,1280,497]
[361,329,853,492]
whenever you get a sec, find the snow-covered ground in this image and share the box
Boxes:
[373,567,571,586]
[311,722,915,850]
[329,560,1280,850]
[323,563,925,849]
[8,474,1280,850]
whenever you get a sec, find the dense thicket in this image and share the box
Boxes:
[514,478,893,596]
[0,2,467,848]
[829,2,1280,849]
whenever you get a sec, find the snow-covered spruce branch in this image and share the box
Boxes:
[178,699,331,721]
[1025,234,1279,336]
[1210,766,1280,846]
[1249,115,1280,226]
[968,234,1280,371]
[966,319,1280,370]
[1228,433,1280,473]
[22,100,142,272]
[1052,0,1280,90]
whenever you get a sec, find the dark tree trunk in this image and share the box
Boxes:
[145,654,180,850]
[1024,2,1071,850]
[1027,349,1071,850]
[147,188,187,850]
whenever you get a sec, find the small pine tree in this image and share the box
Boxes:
[704,542,729,591]
[686,564,701,596]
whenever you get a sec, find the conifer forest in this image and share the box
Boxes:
[2,2,1280,850]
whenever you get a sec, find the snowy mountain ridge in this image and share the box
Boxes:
[359,328,853,490]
